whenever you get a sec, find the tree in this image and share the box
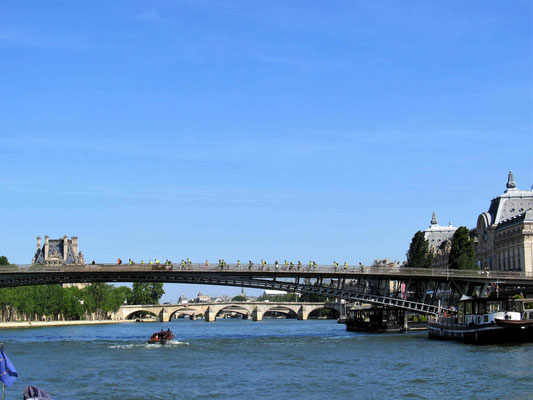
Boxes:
[406,231,434,269]
[130,283,165,305]
[449,226,478,270]
[231,295,247,302]
[0,256,10,266]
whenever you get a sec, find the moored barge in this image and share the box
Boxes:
[345,305,427,333]
[428,296,533,344]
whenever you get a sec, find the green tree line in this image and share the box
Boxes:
[406,226,478,270]
[0,284,130,321]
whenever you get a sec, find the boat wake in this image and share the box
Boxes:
[109,340,190,349]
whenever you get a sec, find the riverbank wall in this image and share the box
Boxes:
[0,319,138,329]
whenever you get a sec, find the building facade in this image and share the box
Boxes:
[32,235,85,265]
[475,171,533,274]
[424,212,457,269]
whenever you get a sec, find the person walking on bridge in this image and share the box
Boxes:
[117,258,122,265]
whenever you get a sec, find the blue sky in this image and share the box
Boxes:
[1,1,532,301]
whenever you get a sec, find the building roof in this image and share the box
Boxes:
[424,212,457,250]
[34,235,83,264]
[263,290,288,296]
[486,171,533,227]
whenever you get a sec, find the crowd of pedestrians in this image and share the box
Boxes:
[112,258,367,272]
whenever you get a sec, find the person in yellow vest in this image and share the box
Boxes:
[140,260,144,265]
[149,259,153,265]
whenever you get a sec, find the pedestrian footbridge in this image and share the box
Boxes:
[1,264,531,316]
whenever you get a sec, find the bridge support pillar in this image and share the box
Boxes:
[205,306,217,322]
[252,307,263,321]
[159,308,169,322]
[190,314,196,321]
[297,306,308,320]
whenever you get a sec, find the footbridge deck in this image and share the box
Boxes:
[1,264,531,316]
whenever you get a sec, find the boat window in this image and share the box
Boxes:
[484,315,488,322]
[465,302,472,315]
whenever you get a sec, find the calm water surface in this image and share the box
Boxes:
[0,319,531,399]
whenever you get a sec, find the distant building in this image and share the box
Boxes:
[423,212,457,269]
[262,290,288,297]
[195,292,210,303]
[475,171,533,274]
[177,293,188,304]
[371,259,398,268]
[32,235,85,265]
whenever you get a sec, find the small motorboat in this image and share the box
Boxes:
[147,329,175,344]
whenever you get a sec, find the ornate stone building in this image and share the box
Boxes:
[475,172,533,274]
[423,212,457,268]
[32,235,85,265]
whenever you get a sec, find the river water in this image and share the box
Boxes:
[0,319,531,399]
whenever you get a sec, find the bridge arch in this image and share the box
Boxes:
[262,305,299,319]
[307,306,340,319]
[168,306,207,321]
[124,309,160,321]
[214,305,253,319]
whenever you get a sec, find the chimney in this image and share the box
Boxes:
[44,235,49,261]
[71,236,79,258]
[36,236,41,252]
[63,235,68,262]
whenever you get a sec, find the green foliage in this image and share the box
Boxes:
[300,293,329,302]
[231,295,247,302]
[0,256,10,266]
[130,282,165,305]
[408,314,428,322]
[406,231,434,269]
[0,284,132,321]
[257,293,298,302]
[449,226,478,270]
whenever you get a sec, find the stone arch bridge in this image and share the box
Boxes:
[114,302,342,322]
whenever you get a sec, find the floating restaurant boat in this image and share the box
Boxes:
[147,329,175,344]
[428,296,533,344]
